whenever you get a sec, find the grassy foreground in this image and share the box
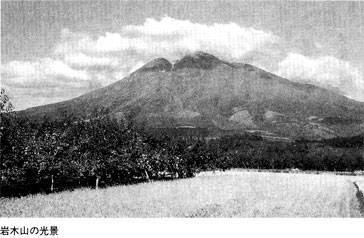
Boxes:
[1,170,363,217]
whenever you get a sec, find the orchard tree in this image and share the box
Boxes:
[1,89,14,196]
[0,88,13,114]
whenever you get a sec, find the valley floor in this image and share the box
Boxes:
[1,170,363,217]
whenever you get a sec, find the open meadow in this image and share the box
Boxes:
[1,170,363,218]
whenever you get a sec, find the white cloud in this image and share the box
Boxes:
[276,53,364,101]
[2,58,89,87]
[94,33,128,52]
[123,17,278,55]
[54,16,279,60]
[63,53,119,68]
[1,58,93,110]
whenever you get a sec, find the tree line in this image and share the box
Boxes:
[1,111,219,197]
[1,89,363,197]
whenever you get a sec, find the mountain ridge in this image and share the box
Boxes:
[20,52,364,139]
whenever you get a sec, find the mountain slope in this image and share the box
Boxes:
[20,52,364,139]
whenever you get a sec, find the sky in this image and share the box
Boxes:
[1,0,364,110]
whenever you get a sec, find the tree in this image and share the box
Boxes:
[0,88,13,114]
[1,88,14,196]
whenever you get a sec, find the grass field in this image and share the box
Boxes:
[1,170,363,217]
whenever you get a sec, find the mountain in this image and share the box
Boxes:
[20,52,364,139]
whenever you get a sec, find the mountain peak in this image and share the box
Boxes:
[188,51,218,59]
[138,58,172,73]
[20,51,364,139]
[173,51,224,70]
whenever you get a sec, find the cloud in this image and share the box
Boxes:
[54,16,279,60]
[1,58,93,110]
[276,53,364,101]
[55,30,130,54]
[2,58,89,87]
[63,53,119,69]
[123,17,280,59]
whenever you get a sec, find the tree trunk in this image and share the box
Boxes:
[51,175,54,192]
[144,170,150,182]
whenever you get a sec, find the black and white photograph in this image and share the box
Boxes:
[1,0,364,230]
